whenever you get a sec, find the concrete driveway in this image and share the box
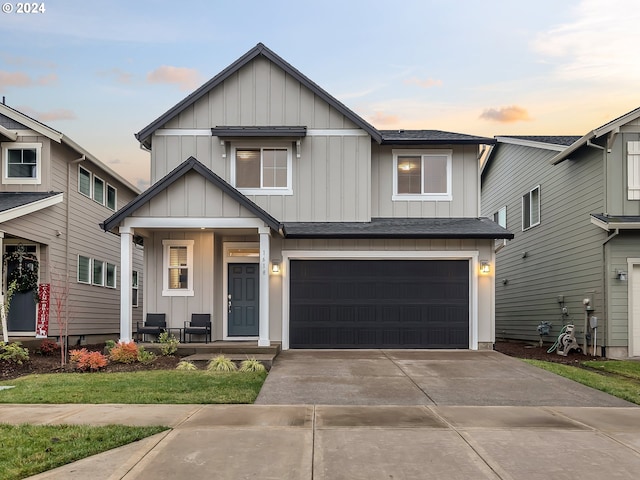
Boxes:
[256,349,633,406]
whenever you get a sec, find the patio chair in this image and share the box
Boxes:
[136,313,166,342]
[184,313,212,343]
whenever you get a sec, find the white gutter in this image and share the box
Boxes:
[0,125,18,141]
[0,193,64,223]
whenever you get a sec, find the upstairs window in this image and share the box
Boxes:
[79,166,91,197]
[493,206,507,228]
[106,262,117,288]
[628,141,640,200]
[231,144,292,195]
[78,255,91,284]
[522,186,540,230]
[2,142,42,184]
[93,176,105,205]
[106,184,117,210]
[393,149,452,201]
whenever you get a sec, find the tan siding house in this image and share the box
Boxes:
[104,43,511,350]
[0,103,143,343]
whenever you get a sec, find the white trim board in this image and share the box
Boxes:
[0,193,63,223]
[280,250,479,351]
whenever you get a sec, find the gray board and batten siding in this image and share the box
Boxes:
[482,141,607,345]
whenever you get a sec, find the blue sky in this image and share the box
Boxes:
[2,0,639,189]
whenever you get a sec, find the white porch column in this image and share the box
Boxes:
[258,227,271,347]
[119,226,134,342]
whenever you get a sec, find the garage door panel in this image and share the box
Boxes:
[290,260,470,349]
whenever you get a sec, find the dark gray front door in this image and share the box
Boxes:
[228,263,259,337]
[5,245,38,332]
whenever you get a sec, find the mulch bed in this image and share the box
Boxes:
[494,340,605,365]
[1,344,181,381]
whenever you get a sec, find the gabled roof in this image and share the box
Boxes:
[101,156,281,233]
[283,217,513,239]
[380,130,495,145]
[550,106,640,165]
[0,103,139,194]
[136,43,382,147]
[0,192,64,223]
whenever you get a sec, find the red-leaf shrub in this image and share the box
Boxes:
[69,348,108,372]
[109,341,139,364]
[38,339,59,356]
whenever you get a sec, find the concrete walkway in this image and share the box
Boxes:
[2,350,639,479]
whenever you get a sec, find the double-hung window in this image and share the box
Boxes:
[2,142,42,184]
[78,255,91,284]
[162,240,194,296]
[106,184,117,210]
[232,144,292,194]
[393,149,452,200]
[522,186,540,230]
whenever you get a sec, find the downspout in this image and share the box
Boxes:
[601,227,619,358]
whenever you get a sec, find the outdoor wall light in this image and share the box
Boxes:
[480,260,491,274]
[271,261,281,274]
[615,269,627,281]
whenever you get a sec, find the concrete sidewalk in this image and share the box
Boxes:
[2,403,638,479]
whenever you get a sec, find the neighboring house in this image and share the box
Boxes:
[103,43,512,350]
[482,109,640,358]
[0,102,143,343]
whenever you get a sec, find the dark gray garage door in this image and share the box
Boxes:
[289,260,469,349]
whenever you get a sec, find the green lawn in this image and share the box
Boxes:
[0,370,267,404]
[524,359,640,405]
[0,424,167,480]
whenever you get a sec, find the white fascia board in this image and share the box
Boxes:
[61,136,140,194]
[549,131,594,165]
[306,129,368,136]
[0,193,64,223]
[155,129,212,136]
[122,217,267,229]
[495,136,566,151]
[0,125,18,141]
[593,106,640,138]
[590,216,640,231]
[0,104,62,142]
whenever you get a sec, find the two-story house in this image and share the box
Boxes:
[0,102,144,343]
[103,43,512,350]
[482,107,640,358]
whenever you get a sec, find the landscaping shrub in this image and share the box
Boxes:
[207,355,237,372]
[137,346,157,365]
[0,341,30,364]
[239,358,266,373]
[158,331,179,356]
[37,339,59,356]
[104,339,117,354]
[176,360,197,371]
[108,341,139,364]
[69,348,108,372]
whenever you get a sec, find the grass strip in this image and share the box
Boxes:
[582,360,640,381]
[0,424,167,480]
[523,359,640,405]
[0,370,266,404]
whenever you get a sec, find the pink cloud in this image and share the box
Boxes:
[98,68,133,84]
[368,111,400,127]
[0,71,32,88]
[146,65,202,91]
[404,77,443,88]
[17,106,76,122]
[37,73,58,86]
[480,105,532,123]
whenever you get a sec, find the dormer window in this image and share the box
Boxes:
[2,142,42,184]
[231,143,293,195]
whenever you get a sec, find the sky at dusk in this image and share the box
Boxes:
[1,0,639,190]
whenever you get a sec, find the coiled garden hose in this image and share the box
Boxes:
[547,325,569,354]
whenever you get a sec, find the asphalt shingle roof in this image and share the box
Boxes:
[380,130,495,145]
[498,135,581,147]
[0,192,62,212]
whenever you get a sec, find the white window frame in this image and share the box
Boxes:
[106,183,117,210]
[93,175,105,205]
[627,141,640,200]
[392,149,452,201]
[132,270,139,307]
[230,141,293,195]
[92,259,105,286]
[77,255,91,284]
[494,206,507,228]
[1,142,42,185]
[105,262,117,288]
[162,239,194,296]
[522,185,541,231]
[78,165,92,197]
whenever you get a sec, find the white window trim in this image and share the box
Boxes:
[77,255,91,284]
[392,149,452,201]
[106,262,117,289]
[494,206,507,228]
[106,183,117,210]
[162,239,195,296]
[132,270,139,308]
[93,175,105,205]
[522,185,541,231]
[78,165,92,198]
[92,259,105,286]
[230,141,293,195]
[2,142,42,185]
